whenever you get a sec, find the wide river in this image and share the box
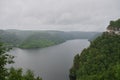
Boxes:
[8,39,90,80]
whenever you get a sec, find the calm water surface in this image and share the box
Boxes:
[8,39,90,80]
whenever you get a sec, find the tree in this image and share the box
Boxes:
[0,42,14,80]
[7,67,23,80]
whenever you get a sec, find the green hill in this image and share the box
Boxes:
[19,32,66,49]
[69,20,120,80]
[0,30,101,49]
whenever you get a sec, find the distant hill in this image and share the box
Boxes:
[0,30,101,49]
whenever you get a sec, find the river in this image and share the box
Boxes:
[8,39,90,80]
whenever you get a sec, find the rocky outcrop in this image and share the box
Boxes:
[107,19,120,35]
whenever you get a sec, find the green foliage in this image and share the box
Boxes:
[0,30,21,46]
[19,32,66,49]
[108,19,120,29]
[7,68,42,80]
[70,33,120,80]
[0,42,14,80]
[7,67,23,80]
[69,54,80,80]
[20,39,55,49]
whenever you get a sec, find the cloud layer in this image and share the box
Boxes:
[0,0,120,31]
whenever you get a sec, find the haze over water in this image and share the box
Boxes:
[8,39,90,80]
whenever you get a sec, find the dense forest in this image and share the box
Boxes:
[0,30,101,49]
[69,19,120,80]
[70,32,120,80]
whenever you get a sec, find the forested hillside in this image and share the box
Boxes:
[69,32,120,80]
[0,30,20,46]
[19,32,66,48]
[0,30,101,49]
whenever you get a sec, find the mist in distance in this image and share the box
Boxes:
[0,0,120,31]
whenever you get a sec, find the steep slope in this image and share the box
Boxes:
[19,32,66,49]
[70,32,120,80]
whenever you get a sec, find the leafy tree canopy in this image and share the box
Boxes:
[70,32,120,80]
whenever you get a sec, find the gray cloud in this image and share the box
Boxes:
[0,0,120,31]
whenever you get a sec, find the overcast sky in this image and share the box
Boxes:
[0,0,120,31]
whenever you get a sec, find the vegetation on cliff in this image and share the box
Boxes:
[70,32,120,80]
[108,19,120,29]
